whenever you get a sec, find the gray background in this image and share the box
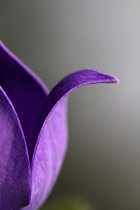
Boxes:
[1,1,140,209]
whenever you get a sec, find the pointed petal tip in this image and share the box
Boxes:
[112,77,119,84]
[104,76,119,84]
[72,69,119,84]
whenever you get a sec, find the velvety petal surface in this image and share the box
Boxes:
[0,41,49,161]
[0,87,31,210]
[26,70,118,209]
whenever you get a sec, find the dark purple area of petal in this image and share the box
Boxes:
[0,42,49,161]
[0,87,31,209]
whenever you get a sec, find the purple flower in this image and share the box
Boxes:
[0,41,118,210]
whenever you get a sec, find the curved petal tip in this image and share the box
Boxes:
[112,77,119,83]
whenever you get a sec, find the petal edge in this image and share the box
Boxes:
[0,86,31,209]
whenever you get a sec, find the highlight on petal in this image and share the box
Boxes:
[0,41,49,161]
[28,70,118,209]
[0,87,31,209]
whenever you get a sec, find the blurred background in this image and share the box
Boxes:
[1,1,140,209]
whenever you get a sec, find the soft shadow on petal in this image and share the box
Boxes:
[0,41,49,161]
[27,70,118,209]
[0,87,31,210]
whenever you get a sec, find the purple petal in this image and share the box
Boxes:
[27,70,118,209]
[0,87,31,209]
[0,41,49,161]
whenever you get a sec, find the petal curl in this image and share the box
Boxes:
[0,41,49,161]
[26,70,118,209]
[0,87,31,209]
